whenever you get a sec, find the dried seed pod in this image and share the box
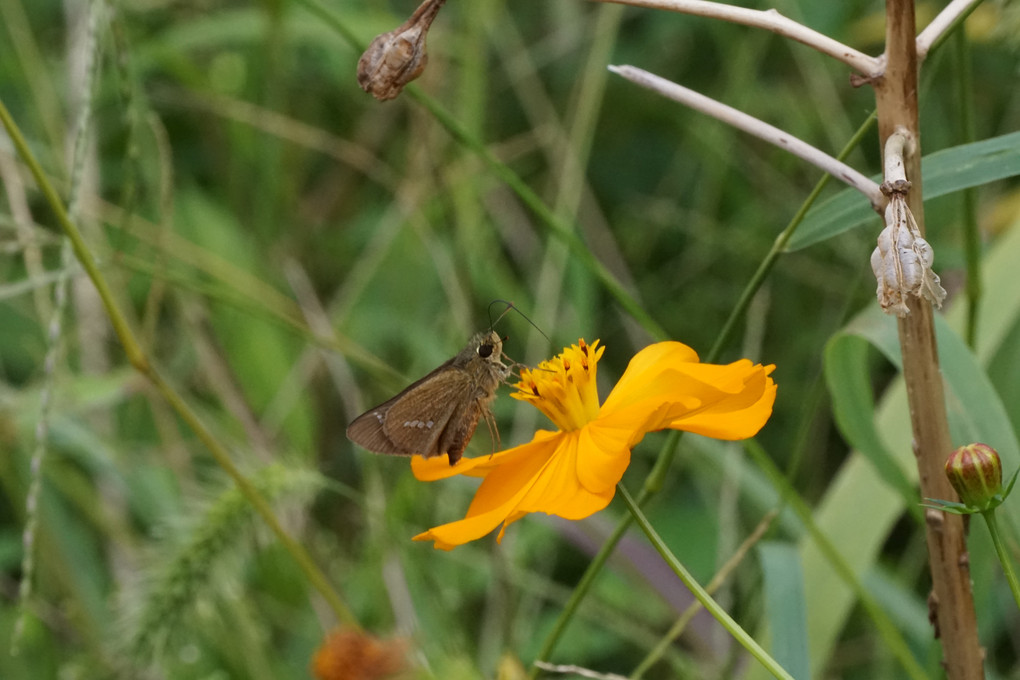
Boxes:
[870,194,947,316]
[357,0,447,101]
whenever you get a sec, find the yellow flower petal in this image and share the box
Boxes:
[413,436,560,549]
[516,431,616,518]
[600,341,701,414]
[601,355,776,441]
[411,452,487,480]
[413,487,530,550]
[662,363,776,439]
[473,431,614,521]
[411,430,563,481]
[458,434,562,515]
[412,431,616,549]
[574,420,633,494]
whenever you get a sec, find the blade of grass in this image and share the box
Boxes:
[0,96,357,631]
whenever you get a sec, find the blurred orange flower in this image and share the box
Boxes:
[311,628,406,680]
[412,339,777,550]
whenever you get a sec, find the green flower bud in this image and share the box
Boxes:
[945,443,1003,510]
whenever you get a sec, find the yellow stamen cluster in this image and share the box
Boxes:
[512,339,604,431]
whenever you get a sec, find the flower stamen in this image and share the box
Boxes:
[512,340,604,431]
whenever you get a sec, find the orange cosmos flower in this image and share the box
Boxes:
[311,628,407,680]
[412,339,777,550]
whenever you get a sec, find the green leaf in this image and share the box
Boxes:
[825,304,1020,526]
[758,542,810,680]
[920,498,973,514]
[823,330,919,517]
[787,131,1020,251]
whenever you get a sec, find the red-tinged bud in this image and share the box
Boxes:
[945,443,1003,510]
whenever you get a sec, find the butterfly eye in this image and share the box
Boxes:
[478,343,494,358]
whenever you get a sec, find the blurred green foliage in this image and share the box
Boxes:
[1,0,1019,678]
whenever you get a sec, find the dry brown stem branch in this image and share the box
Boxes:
[608,64,884,208]
[916,0,983,60]
[594,0,880,74]
[882,126,914,186]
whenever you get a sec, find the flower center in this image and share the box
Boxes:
[512,339,604,431]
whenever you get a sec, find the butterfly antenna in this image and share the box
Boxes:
[487,300,549,342]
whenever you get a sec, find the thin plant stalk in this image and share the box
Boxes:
[617,485,794,680]
[629,510,778,679]
[0,97,358,631]
[981,510,1020,611]
[708,111,876,362]
[12,0,103,652]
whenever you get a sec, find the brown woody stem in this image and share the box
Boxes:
[874,1,983,677]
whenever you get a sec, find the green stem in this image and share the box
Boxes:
[529,506,637,674]
[0,101,146,371]
[707,111,876,363]
[642,431,681,496]
[0,97,358,630]
[617,484,794,680]
[629,509,778,679]
[981,510,1020,611]
[526,431,679,679]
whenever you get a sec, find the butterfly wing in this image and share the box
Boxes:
[432,395,489,465]
[346,362,476,458]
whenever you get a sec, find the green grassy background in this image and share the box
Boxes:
[1,0,1019,678]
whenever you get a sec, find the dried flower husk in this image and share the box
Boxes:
[357,0,446,101]
[870,194,947,316]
